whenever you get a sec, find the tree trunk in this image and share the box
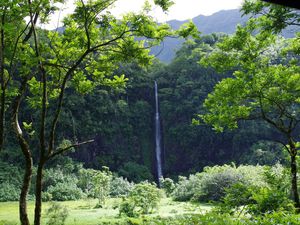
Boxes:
[289,140,300,210]
[34,160,45,225]
[19,140,32,225]
[0,11,5,153]
[13,87,33,225]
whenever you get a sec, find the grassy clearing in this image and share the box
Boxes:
[0,198,212,225]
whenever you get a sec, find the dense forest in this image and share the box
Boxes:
[1,29,286,182]
[1,0,300,225]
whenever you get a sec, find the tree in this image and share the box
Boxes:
[198,23,300,209]
[242,0,300,33]
[0,0,198,225]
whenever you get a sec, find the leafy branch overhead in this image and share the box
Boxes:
[154,0,174,12]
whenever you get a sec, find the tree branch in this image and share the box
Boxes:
[48,139,94,159]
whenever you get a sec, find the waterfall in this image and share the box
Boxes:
[154,81,163,182]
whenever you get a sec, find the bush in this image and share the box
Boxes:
[119,181,161,216]
[43,168,79,192]
[129,182,161,214]
[47,182,84,201]
[146,212,250,225]
[93,167,112,207]
[172,164,267,203]
[141,212,300,225]
[42,192,53,202]
[119,198,136,217]
[0,182,20,202]
[110,176,134,197]
[250,187,294,214]
[77,168,98,197]
[252,211,300,225]
[45,202,68,225]
[219,164,294,215]
[219,182,255,214]
[172,175,201,201]
[195,165,255,202]
[159,178,175,196]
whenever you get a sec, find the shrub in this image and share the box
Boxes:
[42,192,53,202]
[141,212,300,225]
[47,182,84,201]
[129,182,161,214]
[119,181,161,216]
[93,167,112,207]
[45,202,68,225]
[110,176,134,197]
[250,187,294,214]
[252,211,300,225]
[219,164,294,215]
[159,177,175,196]
[195,166,243,202]
[147,212,250,225]
[119,199,136,217]
[0,182,20,202]
[172,175,201,201]
[77,168,98,197]
[43,168,79,191]
[219,182,256,214]
[78,167,113,205]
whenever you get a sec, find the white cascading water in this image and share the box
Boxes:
[154,81,163,181]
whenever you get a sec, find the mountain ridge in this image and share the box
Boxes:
[154,9,297,63]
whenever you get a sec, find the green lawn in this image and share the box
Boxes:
[0,198,212,225]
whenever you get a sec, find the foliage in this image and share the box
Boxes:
[129,182,161,214]
[93,167,112,207]
[0,161,22,202]
[194,165,244,202]
[250,186,294,214]
[171,175,201,201]
[119,199,136,217]
[0,0,198,222]
[199,16,300,207]
[240,140,285,165]
[0,161,23,187]
[43,167,79,192]
[219,164,293,215]
[219,182,255,214]
[45,203,68,225]
[110,176,134,197]
[159,177,175,196]
[0,221,17,225]
[118,162,153,183]
[154,0,174,12]
[120,181,161,216]
[77,168,98,198]
[47,182,84,201]
[144,212,249,225]
[242,0,300,34]
[41,192,53,202]
[172,164,266,203]
[0,182,20,202]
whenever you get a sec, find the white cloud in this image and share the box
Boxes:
[112,0,243,21]
[43,0,243,29]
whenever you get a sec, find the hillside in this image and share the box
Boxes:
[154,9,298,63]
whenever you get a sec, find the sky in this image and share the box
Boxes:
[45,0,244,29]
